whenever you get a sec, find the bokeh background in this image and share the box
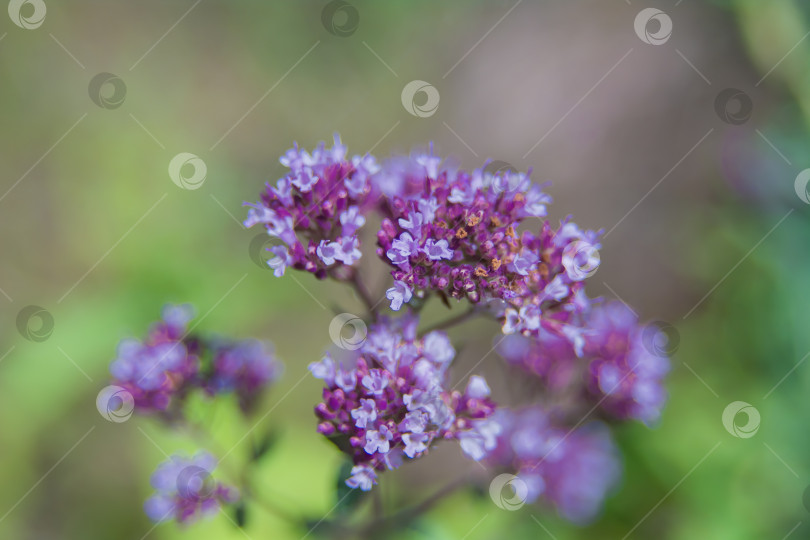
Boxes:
[2,0,809,538]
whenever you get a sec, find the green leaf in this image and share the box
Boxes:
[334,461,364,515]
[233,502,247,528]
[250,428,280,462]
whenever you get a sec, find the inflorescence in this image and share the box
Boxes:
[103,135,671,528]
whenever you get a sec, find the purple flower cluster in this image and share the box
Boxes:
[309,316,499,490]
[487,407,620,524]
[108,304,281,415]
[243,135,380,279]
[583,302,670,424]
[205,339,283,413]
[374,149,601,336]
[498,301,670,425]
[232,137,671,523]
[144,452,238,524]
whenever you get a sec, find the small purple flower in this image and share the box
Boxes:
[458,418,501,461]
[333,236,362,265]
[398,212,425,238]
[335,367,357,392]
[502,309,521,335]
[340,206,366,236]
[422,238,453,261]
[267,245,292,277]
[418,197,439,222]
[344,174,367,198]
[308,354,335,385]
[422,331,454,364]
[386,280,412,311]
[316,240,339,266]
[346,465,377,491]
[402,432,429,458]
[520,185,552,218]
[465,375,491,399]
[399,411,428,433]
[543,275,569,301]
[291,169,318,192]
[386,233,420,265]
[509,250,539,276]
[351,398,377,428]
[361,369,389,395]
[364,425,394,455]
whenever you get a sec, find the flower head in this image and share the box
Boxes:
[497,301,671,425]
[144,451,238,524]
[374,153,601,339]
[310,317,498,490]
[205,339,283,412]
[108,304,199,412]
[487,407,620,524]
[244,135,380,279]
[106,304,282,416]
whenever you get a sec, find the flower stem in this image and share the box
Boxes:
[360,477,470,537]
[418,307,480,337]
[349,270,378,316]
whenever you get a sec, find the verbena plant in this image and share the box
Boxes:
[96,136,670,534]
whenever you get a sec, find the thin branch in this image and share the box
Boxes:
[418,307,480,337]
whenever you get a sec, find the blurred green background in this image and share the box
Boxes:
[2,0,810,538]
